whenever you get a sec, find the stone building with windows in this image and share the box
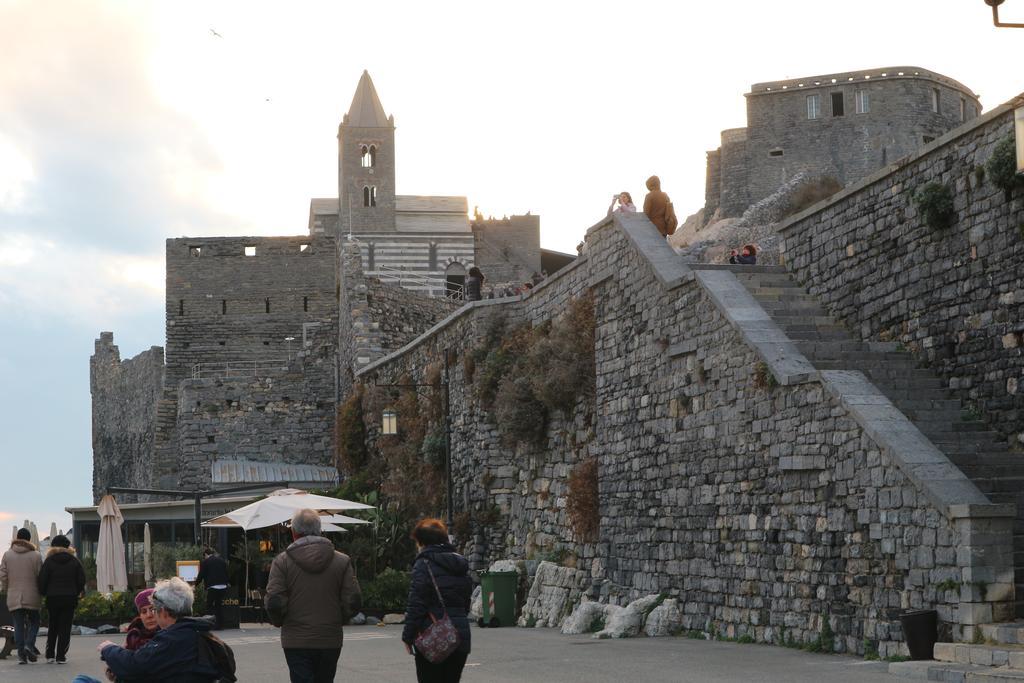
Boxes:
[704,66,982,218]
[91,71,565,502]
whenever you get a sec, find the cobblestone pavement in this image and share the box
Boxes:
[0,624,902,682]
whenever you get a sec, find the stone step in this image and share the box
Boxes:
[930,432,1004,447]
[916,421,993,434]
[974,478,1024,494]
[888,660,1015,681]
[959,465,1024,479]
[981,622,1024,646]
[934,642,1024,667]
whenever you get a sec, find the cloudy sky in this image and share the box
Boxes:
[1,0,1021,549]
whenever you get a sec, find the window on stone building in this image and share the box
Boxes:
[932,88,941,113]
[428,243,438,270]
[960,97,967,122]
[855,90,870,114]
[179,299,184,315]
[831,92,844,117]
[189,246,202,257]
[360,145,376,168]
[806,94,820,120]
[303,296,309,312]
[299,243,309,253]
[265,297,271,313]
[221,299,226,315]
[768,149,784,157]
[245,245,256,257]
[367,243,375,270]
[362,186,377,207]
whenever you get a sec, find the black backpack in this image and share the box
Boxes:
[197,632,237,683]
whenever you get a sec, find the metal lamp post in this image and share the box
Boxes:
[985,0,1024,27]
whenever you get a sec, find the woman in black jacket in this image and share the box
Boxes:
[402,518,472,683]
[37,534,85,663]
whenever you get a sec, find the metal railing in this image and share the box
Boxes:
[373,264,465,300]
[191,359,289,380]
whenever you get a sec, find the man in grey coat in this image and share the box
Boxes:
[265,509,360,683]
[0,528,43,664]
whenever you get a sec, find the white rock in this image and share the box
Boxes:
[561,600,608,635]
[469,585,483,620]
[516,561,588,628]
[594,594,662,639]
[382,613,405,625]
[350,612,367,626]
[644,598,683,637]
[488,559,520,573]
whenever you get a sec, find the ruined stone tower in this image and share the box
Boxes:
[338,70,396,235]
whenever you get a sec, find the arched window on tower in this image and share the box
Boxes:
[363,186,378,207]
[428,243,438,271]
[360,145,376,168]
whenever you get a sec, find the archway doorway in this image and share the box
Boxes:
[445,262,466,299]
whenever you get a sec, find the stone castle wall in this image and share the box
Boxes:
[473,215,543,286]
[780,97,1024,446]
[164,235,339,387]
[172,323,339,490]
[90,333,164,502]
[711,67,981,218]
[356,213,1004,652]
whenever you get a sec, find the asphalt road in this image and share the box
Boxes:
[0,623,903,682]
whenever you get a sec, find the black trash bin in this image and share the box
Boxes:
[900,609,938,660]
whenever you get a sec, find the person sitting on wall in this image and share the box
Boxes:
[465,267,485,302]
[607,191,636,215]
[729,244,758,265]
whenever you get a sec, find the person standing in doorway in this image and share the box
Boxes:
[465,267,485,302]
[0,528,43,665]
[196,547,230,630]
[265,509,361,683]
[37,534,85,664]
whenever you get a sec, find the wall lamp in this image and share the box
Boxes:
[985,0,1024,27]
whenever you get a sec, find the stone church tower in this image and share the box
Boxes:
[338,70,396,235]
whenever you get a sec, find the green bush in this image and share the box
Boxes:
[986,135,1024,196]
[360,568,411,612]
[420,424,446,469]
[150,544,204,582]
[75,591,137,624]
[912,182,956,230]
[336,386,368,472]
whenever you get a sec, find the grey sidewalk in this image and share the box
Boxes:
[1,624,902,682]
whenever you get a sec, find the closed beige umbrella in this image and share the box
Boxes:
[144,523,153,586]
[96,495,128,593]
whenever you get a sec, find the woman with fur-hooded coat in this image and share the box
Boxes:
[38,534,85,663]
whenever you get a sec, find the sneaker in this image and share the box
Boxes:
[17,650,27,665]
[26,650,37,662]
[46,657,55,663]
[56,658,67,665]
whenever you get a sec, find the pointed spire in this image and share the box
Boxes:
[344,70,392,128]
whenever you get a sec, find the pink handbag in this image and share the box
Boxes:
[413,562,461,663]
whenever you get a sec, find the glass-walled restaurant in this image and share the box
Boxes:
[67,495,264,588]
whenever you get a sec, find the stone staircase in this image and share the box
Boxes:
[732,268,1024,622]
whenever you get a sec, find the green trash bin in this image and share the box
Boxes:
[479,571,517,628]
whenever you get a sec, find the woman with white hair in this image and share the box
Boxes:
[74,577,223,683]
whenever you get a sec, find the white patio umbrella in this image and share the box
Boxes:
[202,489,373,531]
[144,523,153,586]
[201,489,373,605]
[321,514,371,526]
[96,495,128,593]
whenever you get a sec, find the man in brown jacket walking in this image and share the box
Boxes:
[0,528,43,665]
[266,509,360,683]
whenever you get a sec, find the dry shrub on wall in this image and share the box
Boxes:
[376,381,444,516]
[493,375,547,445]
[566,458,599,542]
[335,384,368,473]
[784,176,842,217]
[529,293,596,413]
[475,322,534,410]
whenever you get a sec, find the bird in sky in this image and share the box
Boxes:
[209,28,223,38]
